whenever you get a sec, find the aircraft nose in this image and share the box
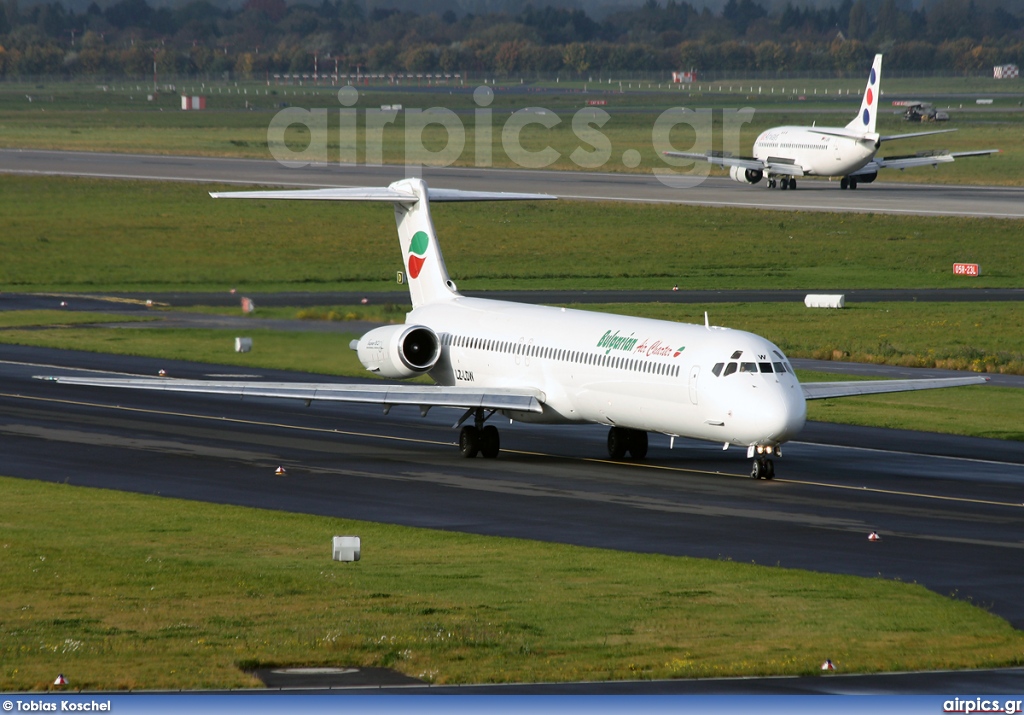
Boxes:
[767,385,806,442]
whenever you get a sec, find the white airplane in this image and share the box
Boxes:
[667,54,998,191]
[40,179,987,479]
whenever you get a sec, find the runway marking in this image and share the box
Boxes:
[773,477,1024,509]
[4,391,1023,511]
[790,439,1024,469]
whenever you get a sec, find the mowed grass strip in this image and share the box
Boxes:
[2,475,1022,692]
[3,176,1024,293]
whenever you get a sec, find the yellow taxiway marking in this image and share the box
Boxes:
[4,391,1022,510]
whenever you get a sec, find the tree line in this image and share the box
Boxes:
[0,0,1021,79]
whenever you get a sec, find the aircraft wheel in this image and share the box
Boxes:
[766,179,777,189]
[765,459,775,480]
[840,177,849,190]
[627,430,648,460]
[790,178,797,190]
[459,426,480,458]
[750,459,762,479]
[480,425,500,459]
[607,427,628,460]
[850,179,858,190]
[779,179,788,190]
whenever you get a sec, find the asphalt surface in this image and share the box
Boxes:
[3,148,1023,218]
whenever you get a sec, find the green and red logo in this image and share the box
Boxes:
[408,231,430,279]
[673,346,686,357]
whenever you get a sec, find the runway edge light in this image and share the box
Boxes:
[274,466,287,476]
[821,659,835,671]
[868,531,881,541]
[54,673,67,685]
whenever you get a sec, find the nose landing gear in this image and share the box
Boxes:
[751,458,775,480]
[748,444,780,479]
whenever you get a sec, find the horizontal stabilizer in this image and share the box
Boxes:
[35,376,546,413]
[802,375,988,401]
[210,185,556,203]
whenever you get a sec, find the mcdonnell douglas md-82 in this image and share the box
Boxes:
[667,54,998,191]
[41,179,987,479]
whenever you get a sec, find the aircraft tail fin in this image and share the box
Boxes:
[846,53,882,135]
[210,181,554,309]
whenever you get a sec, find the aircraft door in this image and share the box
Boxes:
[688,366,699,405]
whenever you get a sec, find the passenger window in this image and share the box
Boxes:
[773,361,786,373]
[723,362,738,376]
[759,362,773,373]
[739,362,758,373]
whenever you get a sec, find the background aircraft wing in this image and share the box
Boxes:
[802,375,987,401]
[663,151,766,172]
[853,149,998,175]
[880,128,957,142]
[36,376,546,413]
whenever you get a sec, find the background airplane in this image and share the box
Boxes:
[40,179,987,479]
[666,54,998,191]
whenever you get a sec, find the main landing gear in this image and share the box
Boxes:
[766,177,797,190]
[458,408,500,458]
[840,176,858,190]
[607,426,648,460]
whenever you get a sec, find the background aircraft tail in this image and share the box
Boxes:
[210,180,554,309]
[846,54,882,135]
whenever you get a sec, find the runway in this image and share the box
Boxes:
[3,343,1023,634]
[3,148,1023,218]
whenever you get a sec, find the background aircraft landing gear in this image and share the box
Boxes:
[766,179,777,189]
[751,458,775,480]
[607,427,648,460]
[459,409,500,458]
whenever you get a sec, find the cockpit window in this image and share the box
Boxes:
[759,362,773,373]
[712,362,724,377]
[723,362,738,376]
[773,361,786,373]
[730,350,743,359]
[739,362,758,373]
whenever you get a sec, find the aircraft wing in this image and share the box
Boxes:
[35,376,546,413]
[663,151,766,172]
[880,128,957,142]
[852,149,999,175]
[802,375,988,401]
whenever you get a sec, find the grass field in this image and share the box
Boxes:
[3,175,1024,293]
[3,475,1023,691]
[1,78,1020,184]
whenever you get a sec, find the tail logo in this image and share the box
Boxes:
[863,67,877,126]
[408,230,429,279]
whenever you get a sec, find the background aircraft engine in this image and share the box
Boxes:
[356,325,441,379]
[729,165,763,184]
[857,171,878,184]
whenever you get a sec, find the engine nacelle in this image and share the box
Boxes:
[730,165,763,185]
[857,171,878,184]
[355,324,441,379]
